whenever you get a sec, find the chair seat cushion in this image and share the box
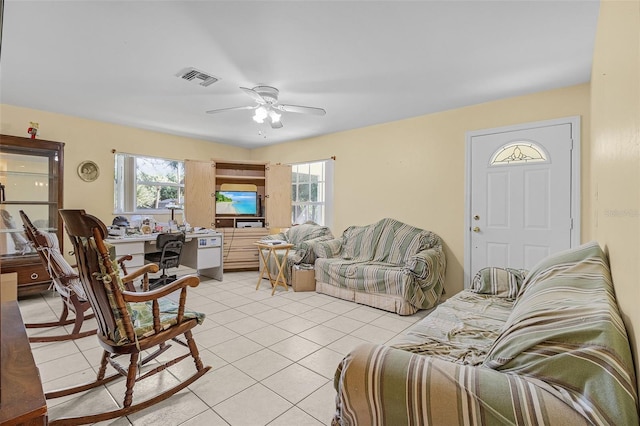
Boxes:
[144,252,162,263]
[145,250,181,264]
[98,244,204,344]
[129,298,205,339]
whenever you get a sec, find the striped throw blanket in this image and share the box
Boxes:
[332,241,638,425]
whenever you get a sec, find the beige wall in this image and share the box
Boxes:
[252,84,591,296]
[590,0,640,392]
[1,87,591,298]
[2,0,637,398]
[0,104,250,226]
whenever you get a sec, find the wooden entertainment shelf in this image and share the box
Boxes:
[215,217,265,229]
[184,159,291,271]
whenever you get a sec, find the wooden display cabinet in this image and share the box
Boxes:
[0,135,64,297]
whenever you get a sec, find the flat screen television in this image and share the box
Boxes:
[215,191,258,216]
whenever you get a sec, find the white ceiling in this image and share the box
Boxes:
[0,1,600,148]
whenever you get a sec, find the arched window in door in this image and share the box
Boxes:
[489,141,548,166]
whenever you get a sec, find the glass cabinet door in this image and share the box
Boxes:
[1,151,59,255]
[0,135,64,296]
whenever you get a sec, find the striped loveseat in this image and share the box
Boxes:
[332,241,639,425]
[314,218,446,315]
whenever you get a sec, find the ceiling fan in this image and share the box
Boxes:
[206,86,326,129]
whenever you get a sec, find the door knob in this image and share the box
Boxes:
[473,227,480,233]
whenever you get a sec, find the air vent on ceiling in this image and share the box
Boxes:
[175,67,219,87]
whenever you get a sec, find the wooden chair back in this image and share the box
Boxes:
[58,209,133,343]
[19,210,83,298]
[18,210,100,343]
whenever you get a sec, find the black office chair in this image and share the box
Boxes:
[144,232,185,290]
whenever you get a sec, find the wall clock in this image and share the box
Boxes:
[78,160,100,182]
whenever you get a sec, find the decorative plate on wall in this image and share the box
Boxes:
[78,160,100,182]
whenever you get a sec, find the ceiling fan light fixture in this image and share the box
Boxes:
[253,106,268,123]
[207,85,324,130]
[269,110,281,123]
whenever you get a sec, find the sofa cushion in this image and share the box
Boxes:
[341,221,385,261]
[314,238,343,258]
[386,222,430,265]
[391,290,514,365]
[483,241,638,426]
[284,222,332,246]
[470,267,526,299]
[316,259,407,292]
[405,246,445,285]
[295,235,334,264]
[261,232,286,242]
[370,221,395,262]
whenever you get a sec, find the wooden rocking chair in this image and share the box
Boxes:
[19,210,157,343]
[48,209,210,425]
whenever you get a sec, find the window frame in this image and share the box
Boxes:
[290,159,334,228]
[114,153,185,215]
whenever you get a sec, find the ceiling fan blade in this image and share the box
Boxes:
[270,119,283,129]
[205,105,255,114]
[276,104,326,116]
[240,87,267,104]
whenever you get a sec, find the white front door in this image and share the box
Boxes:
[465,118,580,284]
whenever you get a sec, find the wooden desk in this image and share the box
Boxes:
[0,301,47,425]
[254,242,294,295]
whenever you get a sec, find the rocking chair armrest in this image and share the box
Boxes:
[121,275,200,302]
[116,254,133,264]
[121,264,159,282]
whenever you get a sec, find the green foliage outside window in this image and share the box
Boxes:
[114,153,184,214]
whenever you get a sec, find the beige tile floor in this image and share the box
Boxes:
[18,269,432,425]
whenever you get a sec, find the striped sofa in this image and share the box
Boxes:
[314,218,446,315]
[332,241,639,425]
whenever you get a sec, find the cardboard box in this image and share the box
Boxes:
[292,266,316,292]
[0,272,18,302]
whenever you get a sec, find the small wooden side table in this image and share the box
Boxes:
[254,242,294,295]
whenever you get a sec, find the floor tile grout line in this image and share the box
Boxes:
[18,270,430,425]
